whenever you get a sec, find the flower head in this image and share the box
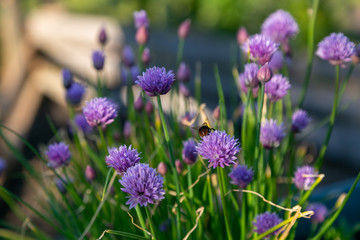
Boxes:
[182,138,198,165]
[244,63,259,88]
[292,109,311,133]
[294,166,318,190]
[66,82,85,105]
[316,33,355,65]
[178,19,191,39]
[242,34,279,65]
[46,142,71,169]
[83,97,118,128]
[237,27,248,45]
[261,10,299,44]
[62,69,73,89]
[253,212,283,238]
[120,163,165,209]
[177,62,192,83]
[85,165,97,182]
[92,50,105,71]
[307,203,328,223]
[74,113,92,134]
[229,165,254,188]
[134,10,149,29]
[106,145,141,175]
[257,63,272,83]
[98,25,108,46]
[265,74,290,102]
[260,119,285,149]
[136,67,175,96]
[122,45,135,68]
[196,130,240,168]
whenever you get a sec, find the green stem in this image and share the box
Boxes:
[98,125,108,155]
[135,206,148,238]
[145,206,157,240]
[217,168,233,240]
[176,38,185,69]
[255,83,265,160]
[138,44,145,72]
[156,95,182,239]
[187,165,194,198]
[315,64,340,169]
[338,64,354,106]
[298,0,320,108]
[97,71,103,97]
[268,149,277,202]
[240,193,246,240]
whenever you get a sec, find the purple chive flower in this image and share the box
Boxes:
[182,138,198,165]
[92,50,105,71]
[136,26,150,45]
[62,69,73,89]
[260,119,285,149]
[134,10,149,29]
[83,97,118,128]
[292,109,311,133]
[229,165,254,188]
[196,130,241,168]
[66,82,85,105]
[46,142,71,169]
[264,74,291,102]
[98,25,108,46]
[136,66,175,97]
[130,66,140,83]
[0,157,6,175]
[307,203,328,223]
[85,165,97,182]
[269,50,284,72]
[122,46,135,68]
[294,166,318,190]
[261,10,299,44]
[239,73,259,97]
[178,19,191,39]
[242,34,279,65]
[74,113,92,134]
[257,63,272,83]
[316,33,355,65]
[120,163,165,209]
[142,47,151,66]
[253,212,283,238]
[176,62,192,83]
[106,145,141,175]
[243,63,259,88]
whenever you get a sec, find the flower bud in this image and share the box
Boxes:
[85,165,97,182]
[145,101,154,114]
[176,62,191,82]
[98,25,108,46]
[237,27,248,45]
[122,46,135,68]
[178,19,191,39]
[157,162,167,176]
[92,50,105,71]
[257,63,272,83]
[62,69,73,89]
[142,47,151,66]
[130,66,140,83]
[136,26,149,45]
[66,82,85,105]
[179,83,190,98]
[123,121,131,139]
[134,94,144,112]
[212,105,220,121]
[175,160,183,174]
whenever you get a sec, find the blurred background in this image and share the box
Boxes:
[0,0,360,237]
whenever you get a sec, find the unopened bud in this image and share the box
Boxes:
[136,26,149,45]
[175,160,183,174]
[176,62,191,82]
[257,63,272,82]
[179,83,190,98]
[178,19,191,39]
[98,25,108,46]
[212,105,220,121]
[145,101,154,114]
[123,121,131,139]
[237,27,248,45]
[142,47,151,66]
[62,69,73,89]
[122,46,135,68]
[134,94,144,112]
[157,162,167,176]
[85,165,97,182]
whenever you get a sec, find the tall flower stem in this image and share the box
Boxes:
[145,206,157,240]
[217,167,233,240]
[97,71,103,97]
[315,65,340,169]
[254,83,265,178]
[156,95,182,239]
[240,192,247,240]
[187,165,194,198]
[98,125,108,155]
[138,44,145,72]
[135,206,148,238]
[298,0,320,108]
[176,38,185,69]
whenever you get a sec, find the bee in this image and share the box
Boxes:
[181,104,215,137]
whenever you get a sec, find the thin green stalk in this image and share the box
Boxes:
[176,38,185,69]
[187,165,194,198]
[298,0,320,108]
[217,167,233,240]
[138,44,145,71]
[268,149,277,202]
[310,172,360,240]
[98,125,108,154]
[135,206,148,238]
[79,171,117,240]
[338,64,354,105]
[315,64,340,169]
[242,90,252,164]
[156,95,182,239]
[195,61,202,106]
[214,65,227,131]
[97,71,103,97]
[240,193,246,240]
[145,206,157,240]
[255,83,265,161]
